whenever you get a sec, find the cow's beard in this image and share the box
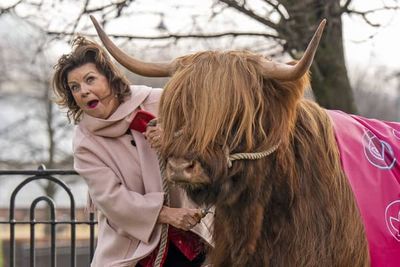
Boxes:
[181,182,220,206]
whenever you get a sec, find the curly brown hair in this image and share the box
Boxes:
[52,36,131,123]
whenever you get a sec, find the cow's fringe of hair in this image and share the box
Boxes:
[160,51,309,157]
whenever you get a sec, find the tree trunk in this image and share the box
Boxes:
[311,8,357,113]
[281,0,357,113]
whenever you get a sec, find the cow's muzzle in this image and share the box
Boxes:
[166,157,209,185]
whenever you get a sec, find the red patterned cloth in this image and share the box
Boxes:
[139,226,204,267]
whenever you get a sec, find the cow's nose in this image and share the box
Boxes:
[167,157,195,173]
[166,157,195,182]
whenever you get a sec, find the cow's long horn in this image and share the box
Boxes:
[90,15,173,77]
[262,19,326,80]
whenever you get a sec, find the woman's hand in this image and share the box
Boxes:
[158,206,203,231]
[144,122,163,150]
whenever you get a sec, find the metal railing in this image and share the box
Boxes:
[0,165,97,267]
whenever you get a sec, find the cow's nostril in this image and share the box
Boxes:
[168,157,193,171]
[181,160,195,171]
[186,161,195,170]
[166,157,208,185]
[166,157,198,180]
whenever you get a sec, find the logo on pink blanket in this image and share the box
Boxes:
[362,129,396,170]
[393,129,400,140]
[385,200,400,241]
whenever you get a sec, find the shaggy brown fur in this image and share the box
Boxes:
[159,51,369,266]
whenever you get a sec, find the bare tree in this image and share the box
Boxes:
[1,0,399,113]
[0,15,76,199]
[209,0,399,113]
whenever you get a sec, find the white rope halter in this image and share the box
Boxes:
[227,142,280,168]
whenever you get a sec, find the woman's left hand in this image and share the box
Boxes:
[158,206,203,231]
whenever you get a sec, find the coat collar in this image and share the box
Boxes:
[79,85,153,137]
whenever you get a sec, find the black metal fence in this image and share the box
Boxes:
[0,165,97,267]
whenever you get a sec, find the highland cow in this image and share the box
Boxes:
[91,17,400,267]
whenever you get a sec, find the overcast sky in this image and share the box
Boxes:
[342,0,400,69]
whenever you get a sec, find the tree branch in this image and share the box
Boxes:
[343,5,399,27]
[85,0,128,13]
[45,30,281,40]
[262,0,288,19]
[0,0,24,15]
[219,0,279,30]
[69,0,90,35]
[340,0,353,14]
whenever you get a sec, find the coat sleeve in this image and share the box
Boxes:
[74,142,164,243]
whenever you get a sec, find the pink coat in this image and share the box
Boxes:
[73,85,213,267]
[328,110,400,267]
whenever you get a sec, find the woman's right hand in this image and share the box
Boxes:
[144,122,163,150]
[157,206,203,231]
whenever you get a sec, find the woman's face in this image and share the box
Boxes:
[67,63,119,119]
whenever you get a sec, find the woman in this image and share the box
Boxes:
[52,36,213,267]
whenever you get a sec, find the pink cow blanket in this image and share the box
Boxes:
[328,110,400,266]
